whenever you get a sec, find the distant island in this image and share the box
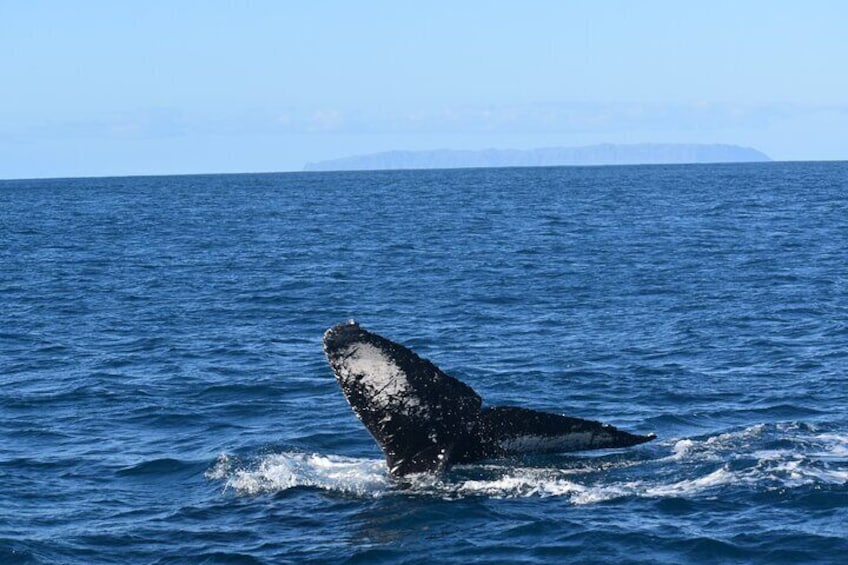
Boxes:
[304,143,771,172]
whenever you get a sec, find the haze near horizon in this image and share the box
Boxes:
[2,1,846,179]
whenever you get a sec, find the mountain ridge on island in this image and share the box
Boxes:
[304,143,770,172]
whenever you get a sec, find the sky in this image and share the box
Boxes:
[1,1,846,179]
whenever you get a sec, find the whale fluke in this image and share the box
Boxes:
[323,321,655,476]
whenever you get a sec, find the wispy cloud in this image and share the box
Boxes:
[4,102,846,141]
[330,102,816,134]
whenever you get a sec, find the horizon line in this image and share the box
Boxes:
[4,158,848,183]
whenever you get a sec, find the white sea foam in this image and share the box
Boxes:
[663,424,769,463]
[646,467,738,497]
[455,473,587,499]
[448,466,736,504]
[207,452,747,504]
[669,438,696,460]
[811,432,848,458]
[211,452,391,497]
[208,422,847,503]
[205,453,234,480]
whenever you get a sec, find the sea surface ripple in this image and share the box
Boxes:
[1,162,847,563]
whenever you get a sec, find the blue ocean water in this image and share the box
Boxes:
[1,162,847,564]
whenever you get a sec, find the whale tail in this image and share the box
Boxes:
[323,321,482,476]
[323,321,655,476]
[460,406,655,462]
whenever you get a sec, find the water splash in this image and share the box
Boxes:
[207,422,848,504]
[207,452,391,497]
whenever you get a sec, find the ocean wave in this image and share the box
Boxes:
[117,457,199,477]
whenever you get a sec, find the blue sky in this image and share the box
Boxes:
[2,1,846,178]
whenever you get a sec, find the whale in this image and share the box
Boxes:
[323,321,655,476]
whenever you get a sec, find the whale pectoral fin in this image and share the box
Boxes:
[477,406,655,456]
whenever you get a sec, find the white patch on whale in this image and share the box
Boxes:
[337,343,420,412]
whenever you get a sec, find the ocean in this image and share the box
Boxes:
[1,162,846,564]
